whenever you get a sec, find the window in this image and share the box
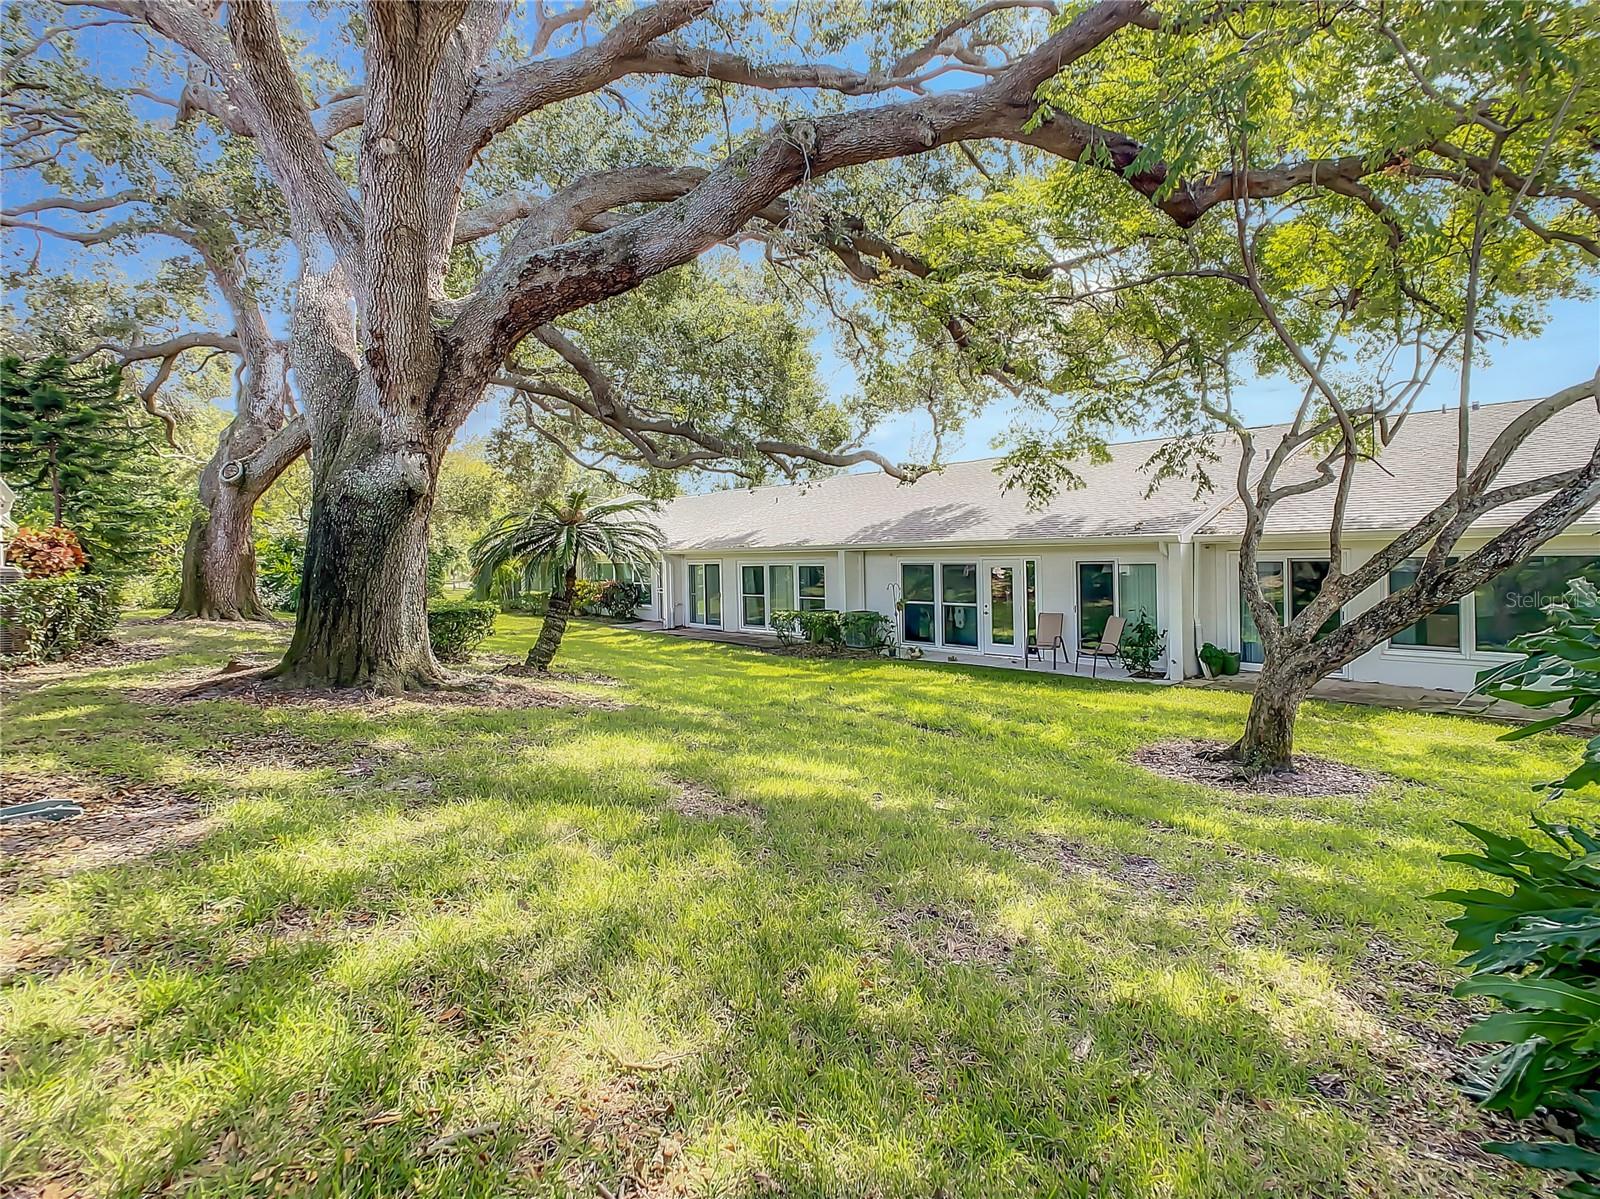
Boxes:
[798,564,827,611]
[1241,561,1285,665]
[1118,563,1158,624]
[1241,557,1335,664]
[902,563,935,644]
[1078,562,1115,645]
[1475,554,1600,652]
[741,564,766,628]
[770,564,795,612]
[941,562,979,647]
[688,563,721,626]
[1389,559,1460,651]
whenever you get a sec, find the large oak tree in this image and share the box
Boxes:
[10,0,1582,690]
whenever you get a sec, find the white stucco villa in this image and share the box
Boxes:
[619,398,1598,690]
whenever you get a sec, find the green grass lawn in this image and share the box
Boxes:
[2,615,1584,1198]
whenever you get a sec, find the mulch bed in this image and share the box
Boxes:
[1132,739,1388,798]
[1,773,213,896]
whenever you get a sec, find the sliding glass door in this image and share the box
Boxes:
[688,563,721,627]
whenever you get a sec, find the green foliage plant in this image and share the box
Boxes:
[0,574,121,663]
[771,610,802,645]
[1432,580,1600,1195]
[798,609,845,651]
[843,610,892,650]
[426,600,498,663]
[1121,613,1167,678]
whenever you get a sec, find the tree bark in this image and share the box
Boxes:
[1229,649,1319,773]
[172,489,269,620]
[168,402,306,622]
[272,434,443,690]
[528,561,578,670]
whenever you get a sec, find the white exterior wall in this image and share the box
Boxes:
[1192,532,1600,692]
[663,530,1599,693]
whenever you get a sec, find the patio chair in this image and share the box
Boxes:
[1077,614,1126,677]
[1026,612,1068,670]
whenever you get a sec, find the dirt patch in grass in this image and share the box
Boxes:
[1132,738,1388,798]
[1,773,212,895]
[974,827,1195,899]
[880,899,1020,969]
[139,668,629,713]
[1332,937,1527,1174]
[666,779,762,826]
[192,731,372,772]
[494,661,623,687]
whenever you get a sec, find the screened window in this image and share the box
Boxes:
[689,563,721,626]
[1077,562,1115,644]
[741,564,766,628]
[1475,555,1600,652]
[798,564,827,611]
[941,563,979,647]
[1389,559,1459,651]
[902,563,935,644]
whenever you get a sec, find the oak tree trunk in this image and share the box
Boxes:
[172,491,270,621]
[272,434,443,691]
[527,562,578,670]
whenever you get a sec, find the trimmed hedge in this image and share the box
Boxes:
[0,574,121,664]
[427,599,498,662]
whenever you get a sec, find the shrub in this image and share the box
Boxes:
[256,534,304,611]
[426,599,497,662]
[504,590,549,615]
[1121,613,1167,677]
[1,573,121,663]
[6,525,87,577]
[1431,578,1600,1196]
[596,579,645,619]
[842,609,892,650]
[771,609,802,645]
[798,608,844,650]
[570,578,605,614]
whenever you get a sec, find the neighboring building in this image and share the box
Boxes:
[640,399,1599,690]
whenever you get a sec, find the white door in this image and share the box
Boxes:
[980,558,1023,656]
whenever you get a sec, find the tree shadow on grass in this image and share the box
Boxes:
[0,620,1551,1197]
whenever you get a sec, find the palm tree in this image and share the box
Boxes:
[470,489,664,671]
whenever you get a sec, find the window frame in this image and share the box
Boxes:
[1382,551,1600,661]
[687,561,722,628]
[729,559,829,629]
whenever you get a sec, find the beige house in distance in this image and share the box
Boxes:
[621,399,1598,690]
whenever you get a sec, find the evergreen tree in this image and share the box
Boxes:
[0,355,171,572]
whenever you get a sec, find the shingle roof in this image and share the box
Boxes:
[655,399,1599,553]
[1197,398,1599,536]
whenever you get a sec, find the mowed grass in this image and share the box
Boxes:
[1,616,1585,1198]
